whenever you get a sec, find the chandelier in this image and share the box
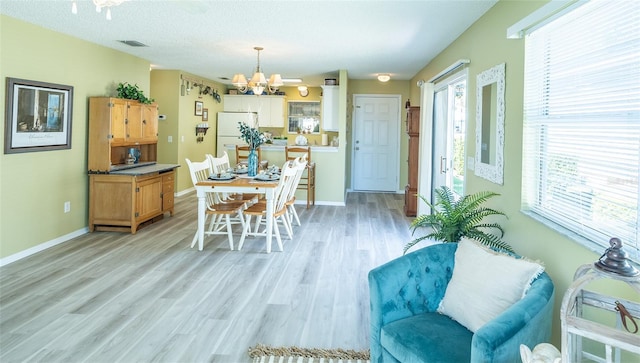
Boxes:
[71,0,128,20]
[232,47,283,95]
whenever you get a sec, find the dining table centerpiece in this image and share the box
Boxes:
[238,121,266,177]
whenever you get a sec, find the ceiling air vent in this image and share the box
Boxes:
[118,40,148,47]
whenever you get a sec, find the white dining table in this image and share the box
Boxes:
[194,175,279,252]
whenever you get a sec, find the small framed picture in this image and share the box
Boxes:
[194,101,203,116]
[202,108,208,121]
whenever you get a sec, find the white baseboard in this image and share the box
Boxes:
[176,189,193,197]
[0,227,89,267]
[293,200,346,207]
[346,188,404,194]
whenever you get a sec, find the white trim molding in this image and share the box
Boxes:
[0,227,89,267]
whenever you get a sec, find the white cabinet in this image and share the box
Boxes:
[223,95,243,112]
[223,95,285,128]
[268,97,285,128]
[321,85,339,131]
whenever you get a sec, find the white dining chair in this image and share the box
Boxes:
[207,151,232,173]
[185,157,246,250]
[237,160,297,253]
[206,152,260,204]
[285,156,308,228]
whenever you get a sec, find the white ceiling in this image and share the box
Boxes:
[0,0,498,87]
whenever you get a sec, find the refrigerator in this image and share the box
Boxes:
[216,111,258,157]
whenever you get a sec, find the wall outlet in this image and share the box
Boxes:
[64,201,71,213]
[168,135,172,143]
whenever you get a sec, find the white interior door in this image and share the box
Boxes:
[352,95,400,191]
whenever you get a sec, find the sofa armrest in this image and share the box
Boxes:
[368,243,458,362]
[471,272,555,363]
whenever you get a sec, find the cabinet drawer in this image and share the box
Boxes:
[163,182,174,194]
[162,173,175,183]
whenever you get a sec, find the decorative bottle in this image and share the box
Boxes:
[248,148,258,177]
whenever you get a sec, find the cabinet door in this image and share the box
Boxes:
[244,97,268,126]
[223,95,243,112]
[322,86,339,131]
[110,99,128,144]
[141,104,158,142]
[126,102,143,142]
[268,97,285,127]
[135,175,163,222]
[89,174,134,225]
[407,107,420,135]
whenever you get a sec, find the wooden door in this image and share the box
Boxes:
[89,174,134,230]
[352,95,400,191]
[141,103,158,142]
[110,99,127,144]
[136,175,163,222]
[126,102,143,142]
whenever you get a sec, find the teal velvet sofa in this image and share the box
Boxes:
[368,243,555,363]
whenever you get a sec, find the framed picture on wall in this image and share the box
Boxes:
[195,101,203,116]
[4,77,74,154]
[202,108,208,121]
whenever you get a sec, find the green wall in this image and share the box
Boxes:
[410,0,638,348]
[151,71,226,193]
[0,15,151,259]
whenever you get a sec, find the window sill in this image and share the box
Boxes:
[520,210,640,264]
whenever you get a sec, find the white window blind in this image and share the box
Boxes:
[522,0,640,261]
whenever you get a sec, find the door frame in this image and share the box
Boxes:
[417,68,469,216]
[350,94,402,192]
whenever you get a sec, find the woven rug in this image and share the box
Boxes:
[248,344,370,363]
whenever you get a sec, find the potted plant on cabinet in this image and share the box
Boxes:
[404,186,513,254]
[116,82,154,104]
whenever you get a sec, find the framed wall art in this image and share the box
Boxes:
[202,108,209,121]
[195,100,203,116]
[4,77,74,154]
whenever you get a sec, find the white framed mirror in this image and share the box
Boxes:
[475,63,505,185]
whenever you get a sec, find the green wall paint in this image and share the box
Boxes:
[0,15,151,258]
[410,1,638,348]
[151,71,226,193]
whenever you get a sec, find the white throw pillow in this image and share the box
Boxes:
[437,238,544,333]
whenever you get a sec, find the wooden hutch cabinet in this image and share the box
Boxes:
[404,106,420,217]
[88,97,177,234]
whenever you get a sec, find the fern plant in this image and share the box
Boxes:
[404,186,513,254]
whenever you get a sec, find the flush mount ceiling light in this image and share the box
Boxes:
[232,47,283,96]
[377,74,391,82]
[71,0,128,20]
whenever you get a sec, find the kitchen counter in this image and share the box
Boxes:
[109,163,180,175]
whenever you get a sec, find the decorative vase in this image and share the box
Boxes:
[248,148,258,177]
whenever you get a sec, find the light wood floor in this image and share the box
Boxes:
[0,192,412,363]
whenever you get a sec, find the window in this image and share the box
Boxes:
[521,1,640,261]
[287,101,320,134]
